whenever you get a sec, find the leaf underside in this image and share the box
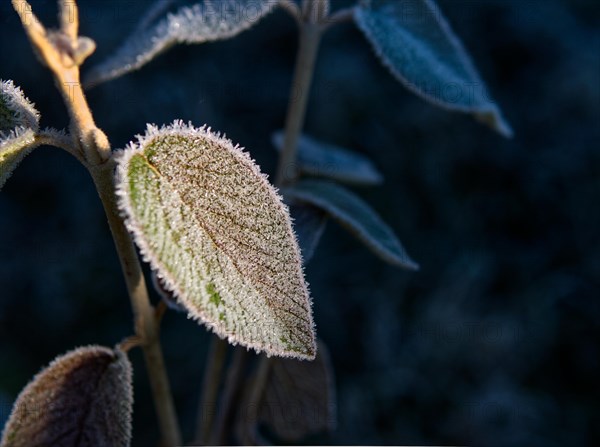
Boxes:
[0,80,40,190]
[354,0,512,137]
[85,0,278,86]
[117,121,316,359]
[0,346,133,447]
[284,179,419,270]
[272,131,383,185]
[259,340,337,442]
[288,202,328,264]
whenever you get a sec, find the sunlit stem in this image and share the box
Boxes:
[13,1,182,444]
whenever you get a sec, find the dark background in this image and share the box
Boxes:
[1,0,598,446]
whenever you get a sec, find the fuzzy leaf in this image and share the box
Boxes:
[259,341,336,442]
[354,0,512,137]
[1,80,40,190]
[0,346,133,447]
[289,202,327,264]
[85,0,278,86]
[272,131,383,185]
[116,121,316,359]
[284,179,418,270]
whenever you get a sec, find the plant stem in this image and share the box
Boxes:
[322,6,355,31]
[195,337,228,444]
[275,21,322,186]
[13,1,182,443]
[91,162,182,446]
[209,347,250,445]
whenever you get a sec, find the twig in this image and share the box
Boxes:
[209,347,250,445]
[34,128,83,162]
[12,0,109,165]
[13,1,182,444]
[275,22,322,186]
[91,161,182,446]
[321,6,355,31]
[195,337,228,444]
[59,0,78,42]
[238,356,274,445]
[278,0,302,25]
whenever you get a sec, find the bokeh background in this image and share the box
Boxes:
[1,0,598,445]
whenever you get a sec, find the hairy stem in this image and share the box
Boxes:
[92,162,182,446]
[275,22,322,186]
[13,1,181,444]
[195,337,228,444]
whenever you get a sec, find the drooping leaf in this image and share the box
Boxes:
[354,0,512,137]
[85,0,278,86]
[1,80,40,190]
[259,341,336,442]
[284,179,418,270]
[0,346,133,447]
[116,121,316,359]
[289,202,328,264]
[272,131,383,185]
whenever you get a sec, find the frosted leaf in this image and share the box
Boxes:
[272,130,383,185]
[1,80,40,190]
[284,179,419,270]
[288,202,327,264]
[0,346,133,447]
[258,340,336,441]
[85,0,278,86]
[354,0,512,137]
[116,121,316,359]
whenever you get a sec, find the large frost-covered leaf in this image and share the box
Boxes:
[285,179,418,270]
[116,121,315,359]
[272,131,383,185]
[354,0,512,137]
[0,346,133,447]
[85,0,278,86]
[1,80,40,190]
[259,341,336,441]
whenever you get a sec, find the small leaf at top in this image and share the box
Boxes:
[354,0,512,137]
[258,340,337,442]
[1,80,40,190]
[272,130,383,185]
[85,0,279,87]
[116,121,316,359]
[0,345,133,447]
[284,179,418,270]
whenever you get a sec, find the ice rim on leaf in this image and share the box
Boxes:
[0,80,41,190]
[354,0,513,137]
[115,121,316,360]
[0,80,39,134]
[85,0,280,87]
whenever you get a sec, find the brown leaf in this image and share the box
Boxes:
[1,346,133,447]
